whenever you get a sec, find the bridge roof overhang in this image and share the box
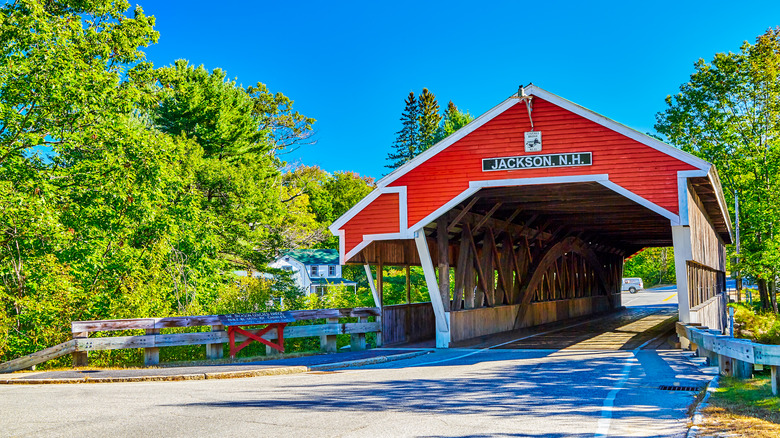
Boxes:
[330,85,732,265]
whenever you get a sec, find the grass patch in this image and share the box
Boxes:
[697,374,780,437]
[731,302,780,345]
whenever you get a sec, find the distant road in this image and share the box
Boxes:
[621,285,679,308]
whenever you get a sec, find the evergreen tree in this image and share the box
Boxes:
[386,91,473,171]
[386,92,419,169]
[418,88,442,152]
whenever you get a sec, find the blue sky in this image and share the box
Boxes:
[138,1,780,180]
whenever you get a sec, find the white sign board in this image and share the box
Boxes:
[482,152,592,171]
[525,131,542,152]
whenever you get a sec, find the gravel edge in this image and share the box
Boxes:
[686,374,720,438]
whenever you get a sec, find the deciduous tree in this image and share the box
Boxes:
[656,28,780,311]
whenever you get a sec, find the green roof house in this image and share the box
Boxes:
[270,249,357,295]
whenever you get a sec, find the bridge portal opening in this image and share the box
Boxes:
[330,86,732,348]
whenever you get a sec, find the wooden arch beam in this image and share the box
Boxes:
[513,236,614,329]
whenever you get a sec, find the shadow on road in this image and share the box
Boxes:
[170,346,699,426]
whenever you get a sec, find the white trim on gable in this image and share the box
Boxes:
[338,229,346,266]
[707,167,734,241]
[676,170,710,226]
[598,180,680,225]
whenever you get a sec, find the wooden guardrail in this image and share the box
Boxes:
[677,323,780,395]
[0,307,381,374]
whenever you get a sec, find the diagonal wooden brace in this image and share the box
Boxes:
[228,323,287,358]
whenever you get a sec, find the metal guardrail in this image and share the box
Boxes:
[677,323,780,395]
[0,307,381,374]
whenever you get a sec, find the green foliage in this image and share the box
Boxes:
[386,90,473,170]
[418,88,441,152]
[283,165,374,249]
[656,28,780,311]
[434,101,474,144]
[0,0,348,367]
[386,91,419,169]
[731,302,780,344]
[374,266,430,305]
[622,247,675,287]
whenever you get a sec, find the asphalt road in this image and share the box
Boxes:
[0,289,713,438]
[621,286,679,308]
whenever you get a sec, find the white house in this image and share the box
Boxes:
[269,249,357,295]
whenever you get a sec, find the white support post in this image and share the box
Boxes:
[672,224,693,325]
[414,229,450,348]
[363,264,381,308]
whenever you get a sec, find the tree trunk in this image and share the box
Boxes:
[771,275,779,313]
[758,278,771,310]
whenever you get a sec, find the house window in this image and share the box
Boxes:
[328,265,336,276]
[310,266,318,277]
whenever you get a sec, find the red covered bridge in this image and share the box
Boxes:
[330,85,732,348]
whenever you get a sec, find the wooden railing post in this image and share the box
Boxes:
[772,366,779,396]
[206,324,224,359]
[351,317,367,351]
[321,317,338,353]
[733,359,753,379]
[71,331,88,368]
[376,312,383,347]
[144,328,160,366]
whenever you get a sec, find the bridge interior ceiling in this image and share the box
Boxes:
[350,182,675,267]
[460,182,673,253]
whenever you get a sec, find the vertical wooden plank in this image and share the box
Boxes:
[377,261,384,308]
[481,236,495,307]
[719,354,733,376]
[72,331,88,368]
[772,365,779,396]
[437,218,450,311]
[465,223,489,308]
[453,233,470,311]
[351,316,367,351]
[206,324,225,359]
[462,224,476,309]
[144,328,160,366]
[507,235,521,305]
[320,317,338,353]
[733,359,753,379]
[475,249,486,308]
[496,232,514,305]
[406,265,411,304]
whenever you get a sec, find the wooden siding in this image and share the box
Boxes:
[688,182,726,271]
[382,302,435,345]
[450,295,614,343]
[344,193,400,254]
[389,98,697,227]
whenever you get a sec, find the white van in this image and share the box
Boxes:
[621,278,643,293]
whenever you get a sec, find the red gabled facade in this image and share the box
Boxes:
[331,86,710,263]
[342,192,400,257]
